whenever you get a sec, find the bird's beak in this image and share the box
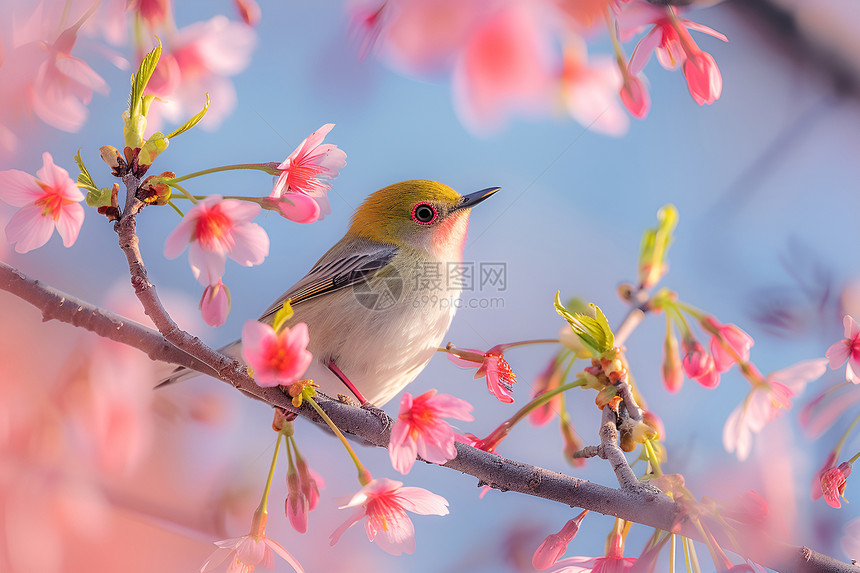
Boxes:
[454,187,500,211]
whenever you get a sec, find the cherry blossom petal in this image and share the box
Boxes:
[0,169,42,206]
[6,205,56,253]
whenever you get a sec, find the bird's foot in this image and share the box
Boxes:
[360,401,392,431]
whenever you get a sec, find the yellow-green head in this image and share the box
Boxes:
[348,180,499,257]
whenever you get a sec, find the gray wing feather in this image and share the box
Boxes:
[258,237,399,322]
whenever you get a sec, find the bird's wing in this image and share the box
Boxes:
[258,237,399,322]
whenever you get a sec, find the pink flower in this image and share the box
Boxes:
[841,517,860,560]
[285,457,325,533]
[330,477,449,555]
[811,453,838,502]
[662,329,684,393]
[260,194,321,224]
[549,553,635,572]
[826,315,860,384]
[389,389,474,474]
[619,73,650,119]
[560,43,628,136]
[164,195,269,285]
[199,280,231,327]
[530,356,564,426]
[241,321,313,388]
[706,318,754,373]
[451,3,554,133]
[680,338,719,388]
[683,50,722,105]
[0,152,84,253]
[723,359,827,461]
[145,16,256,131]
[201,521,304,573]
[271,124,346,220]
[286,466,308,534]
[821,462,852,509]
[448,345,517,403]
[533,511,588,570]
[624,5,726,106]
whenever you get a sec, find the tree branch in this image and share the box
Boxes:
[0,261,852,573]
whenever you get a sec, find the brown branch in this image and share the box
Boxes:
[0,262,852,573]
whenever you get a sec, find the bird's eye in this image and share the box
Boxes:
[411,202,438,225]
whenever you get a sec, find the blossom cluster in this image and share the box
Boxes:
[350,0,727,135]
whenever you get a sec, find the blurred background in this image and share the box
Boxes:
[2,0,860,571]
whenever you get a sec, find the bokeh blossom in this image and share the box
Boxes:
[0,152,84,253]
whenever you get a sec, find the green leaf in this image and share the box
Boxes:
[554,293,614,356]
[272,299,294,333]
[73,150,98,193]
[129,38,162,120]
[139,132,169,167]
[86,187,114,208]
[167,93,210,139]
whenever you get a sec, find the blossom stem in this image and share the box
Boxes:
[168,163,279,184]
[606,9,631,83]
[669,534,677,573]
[833,412,860,460]
[849,450,860,465]
[476,378,586,451]
[166,200,184,217]
[252,431,284,533]
[305,395,372,486]
[168,182,197,204]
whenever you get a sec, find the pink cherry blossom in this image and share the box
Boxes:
[683,50,722,105]
[201,525,304,573]
[533,511,588,570]
[330,477,448,555]
[451,2,553,133]
[260,194,321,224]
[199,280,231,327]
[164,195,269,285]
[297,457,324,511]
[623,4,726,106]
[560,43,628,136]
[619,73,650,119]
[389,389,474,474]
[826,315,860,384]
[706,318,754,373]
[723,359,827,461]
[241,321,313,388]
[841,517,860,560]
[0,152,84,253]
[680,338,719,388]
[286,466,309,534]
[821,462,852,509]
[530,356,563,426]
[811,453,837,502]
[662,329,684,393]
[448,345,517,403]
[271,124,347,220]
[144,16,256,132]
[548,552,635,573]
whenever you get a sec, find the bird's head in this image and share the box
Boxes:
[347,180,499,258]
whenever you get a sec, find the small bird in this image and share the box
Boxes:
[164,180,498,407]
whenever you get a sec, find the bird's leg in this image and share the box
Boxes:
[327,360,391,430]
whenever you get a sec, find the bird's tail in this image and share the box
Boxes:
[155,340,243,388]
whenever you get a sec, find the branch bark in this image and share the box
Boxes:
[0,260,853,573]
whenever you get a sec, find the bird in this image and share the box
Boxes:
[162,180,499,408]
